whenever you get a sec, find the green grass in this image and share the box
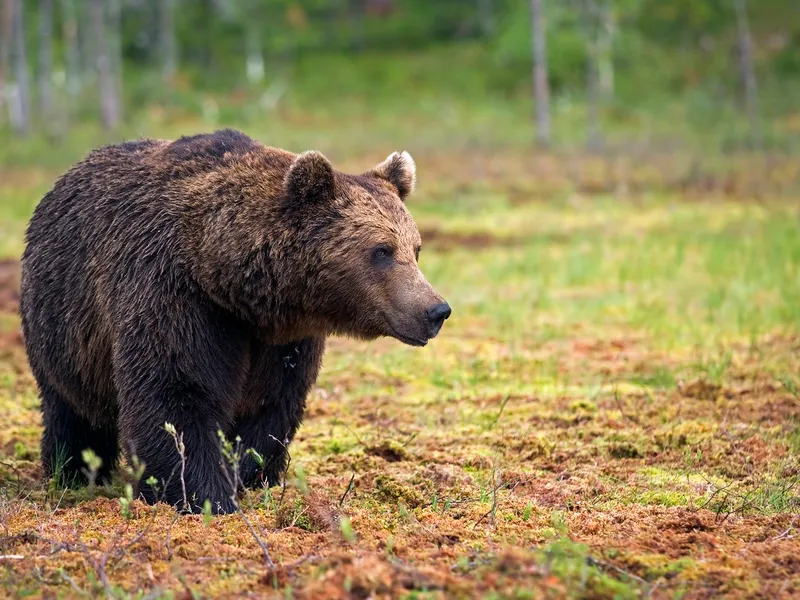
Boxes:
[0,78,799,596]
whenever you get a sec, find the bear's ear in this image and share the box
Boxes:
[365,151,416,200]
[284,150,335,205]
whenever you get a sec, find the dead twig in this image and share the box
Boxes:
[269,433,292,509]
[586,555,650,586]
[219,434,275,568]
[338,472,356,507]
[0,461,24,497]
[486,394,512,430]
[771,515,799,541]
[163,511,180,561]
[164,423,189,511]
[587,555,657,596]
[473,466,518,529]
[59,567,90,596]
[611,386,640,425]
[448,477,518,507]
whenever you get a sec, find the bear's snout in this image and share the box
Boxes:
[425,302,452,338]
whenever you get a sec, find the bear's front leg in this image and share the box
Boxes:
[236,337,326,489]
[117,388,239,514]
[113,300,252,514]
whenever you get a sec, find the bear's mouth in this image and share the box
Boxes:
[393,332,428,347]
[386,322,428,347]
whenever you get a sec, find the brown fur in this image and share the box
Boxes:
[20,129,449,513]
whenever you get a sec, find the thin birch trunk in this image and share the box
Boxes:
[733,0,761,149]
[10,0,30,135]
[580,0,602,150]
[39,0,54,124]
[91,0,120,129]
[160,0,178,82]
[0,0,13,125]
[530,0,550,147]
[60,0,81,103]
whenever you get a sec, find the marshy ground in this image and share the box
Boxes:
[0,139,798,598]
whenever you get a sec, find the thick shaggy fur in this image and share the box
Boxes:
[20,129,447,513]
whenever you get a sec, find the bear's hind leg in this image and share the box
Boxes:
[40,384,119,488]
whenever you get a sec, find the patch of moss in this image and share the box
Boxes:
[366,439,409,462]
[619,552,697,581]
[654,420,715,450]
[608,441,643,459]
[373,475,425,508]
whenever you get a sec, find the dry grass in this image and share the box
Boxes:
[0,138,798,598]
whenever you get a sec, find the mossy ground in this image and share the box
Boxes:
[0,122,798,599]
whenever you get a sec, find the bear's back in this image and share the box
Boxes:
[20,129,289,408]
[165,129,259,164]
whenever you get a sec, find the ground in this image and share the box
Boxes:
[0,135,798,599]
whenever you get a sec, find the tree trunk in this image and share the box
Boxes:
[0,0,13,126]
[478,0,494,37]
[78,0,95,86]
[159,0,178,82]
[347,0,365,52]
[530,0,550,147]
[39,0,54,124]
[597,0,615,102]
[9,0,30,135]
[108,0,123,120]
[579,0,602,150]
[91,0,121,129]
[60,0,81,102]
[244,21,264,84]
[733,0,761,149]
[585,44,601,150]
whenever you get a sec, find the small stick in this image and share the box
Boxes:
[339,473,356,507]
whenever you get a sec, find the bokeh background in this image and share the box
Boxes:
[2,1,799,156]
[0,1,799,598]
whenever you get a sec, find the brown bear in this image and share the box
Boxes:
[20,129,450,514]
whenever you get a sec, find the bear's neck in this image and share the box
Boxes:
[180,169,326,340]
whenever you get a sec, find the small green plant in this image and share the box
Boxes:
[115,454,147,519]
[338,515,356,543]
[779,375,800,400]
[522,502,533,521]
[694,350,732,385]
[202,499,213,526]
[144,475,159,499]
[48,443,74,490]
[81,448,102,498]
[293,464,309,496]
[119,483,135,520]
[246,447,265,469]
[398,501,409,519]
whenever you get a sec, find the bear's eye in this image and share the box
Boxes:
[372,245,394,266]
[415,246,421,262]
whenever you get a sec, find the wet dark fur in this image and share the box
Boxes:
[20,129,434,514]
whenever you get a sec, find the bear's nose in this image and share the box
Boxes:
[426,302,452,337]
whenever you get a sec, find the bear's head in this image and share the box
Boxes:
[283,150,451,347]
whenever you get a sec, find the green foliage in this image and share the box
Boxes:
[537,538,646,598]
[338,515,356,543]
[6,0,800,152]
[493,0,800,102]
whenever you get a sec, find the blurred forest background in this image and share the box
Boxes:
[0,0,798,163]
